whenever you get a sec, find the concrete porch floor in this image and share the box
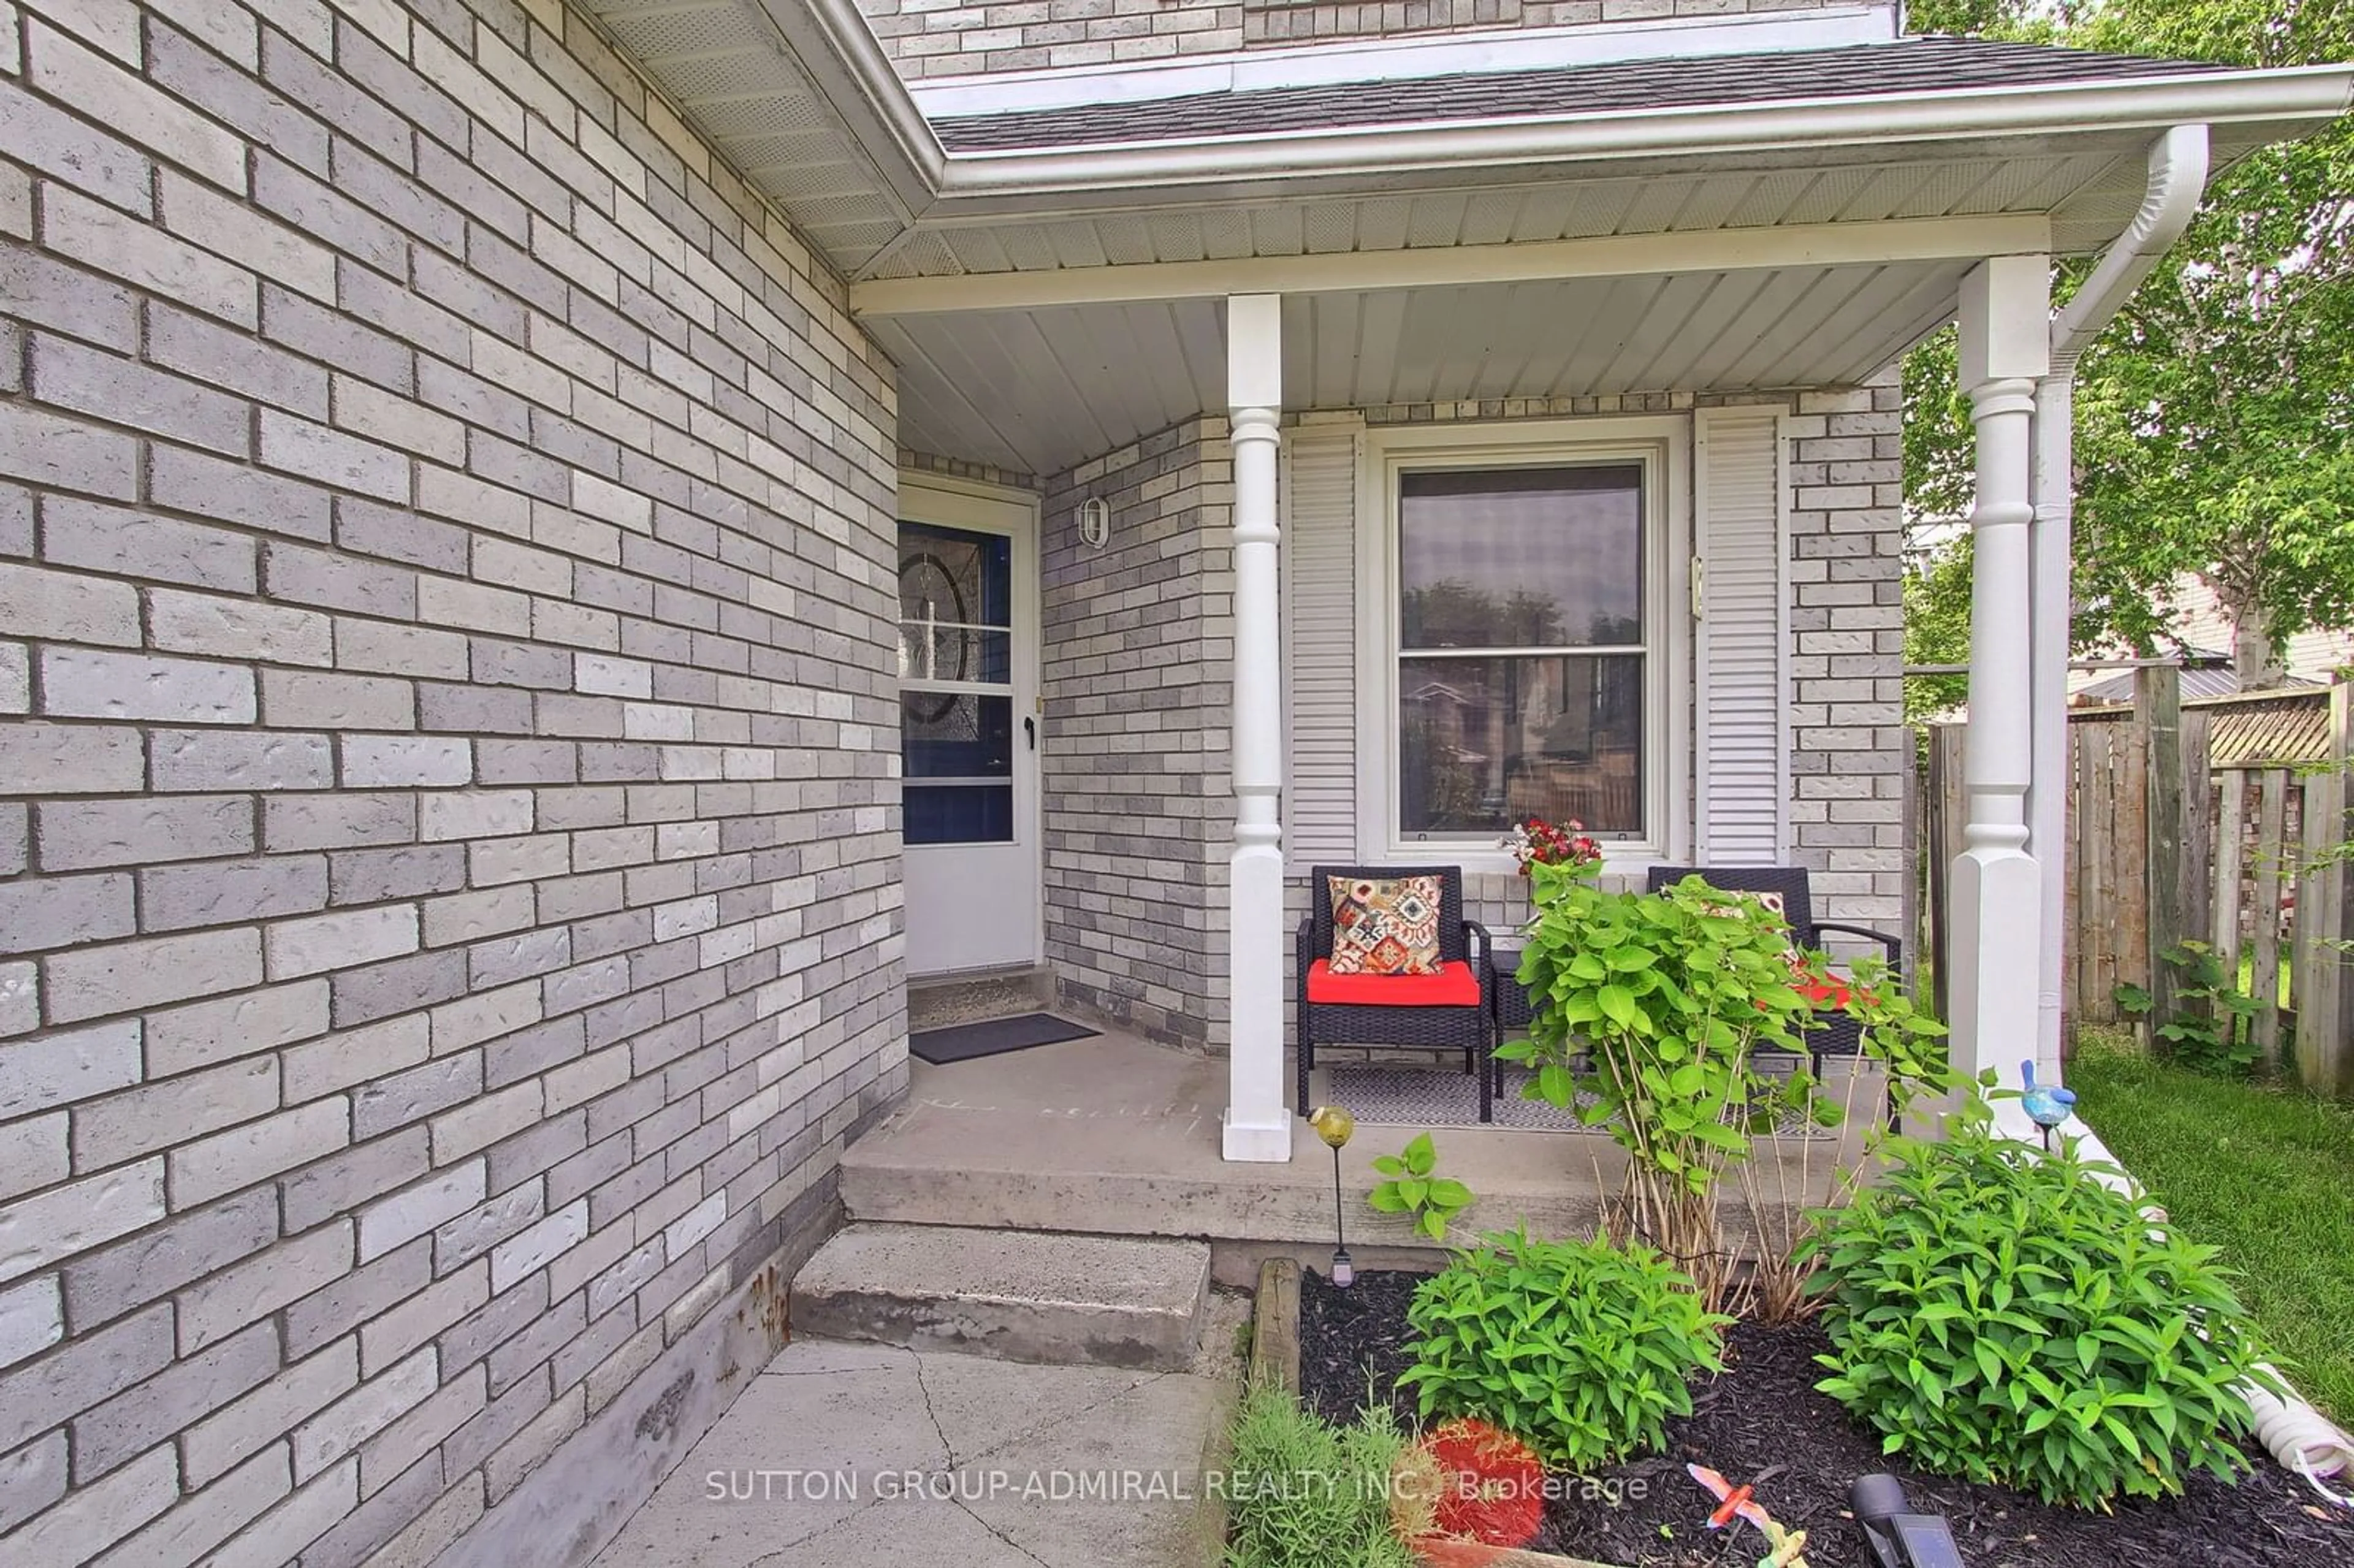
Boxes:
[841,1030,1883,1275]
[588,1336,1236,1568]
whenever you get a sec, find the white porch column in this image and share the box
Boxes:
[1952,256,2049,1105]
[2028,372,2076,1089]
[1223,294,1293,1162]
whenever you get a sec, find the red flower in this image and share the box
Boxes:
[1506,816,1604,878]
[1418,1418,1545,1549]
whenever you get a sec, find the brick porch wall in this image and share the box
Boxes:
[856,0,1857,80]
[1785,368,1908,932]
[1039,421,1235,1049]
[0,3,903,1566]
[1034,379,1903,1059]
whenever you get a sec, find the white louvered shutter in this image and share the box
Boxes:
[1283,425,1360,864]
[1693,408,1789,864]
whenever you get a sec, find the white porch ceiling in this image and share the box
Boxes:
[869,260,1975,476]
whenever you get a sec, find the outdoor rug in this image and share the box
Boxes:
[910,1012,1100,1065]
[1324,1063,1594,1132]
[1324,1061,1842,1137]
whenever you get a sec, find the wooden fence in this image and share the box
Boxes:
[1921,671,2354,1095]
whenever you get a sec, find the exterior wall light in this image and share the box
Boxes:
[1078,496,1110,549]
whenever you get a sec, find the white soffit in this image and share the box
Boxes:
[874,261,1973,477]
[576,0,923,270]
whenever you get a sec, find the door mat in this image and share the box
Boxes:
[910,1012,1101,1065]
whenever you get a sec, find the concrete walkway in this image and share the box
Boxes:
[590,1336,1235,1568]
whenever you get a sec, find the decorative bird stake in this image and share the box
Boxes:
[2021,1060,2078,1152]
[1308,1106,1355,1287]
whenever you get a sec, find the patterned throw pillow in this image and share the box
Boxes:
[1327,875,1444,976]
[1699,891,1816,980]
[1699,890,1788,931]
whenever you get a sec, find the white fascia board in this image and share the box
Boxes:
[785,0,949,199]
[908,6,1897,119]
[851,212,2051,317]
[924,65,2354,204]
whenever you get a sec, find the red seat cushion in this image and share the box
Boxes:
[1795,969,1872,1009]
[1306,959,1480,1008]
[1798,970,1854,1007]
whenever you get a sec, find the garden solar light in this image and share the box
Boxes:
[1308,1106,1355,1287]
[1851,1474,1965,1568]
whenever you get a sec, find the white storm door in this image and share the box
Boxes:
[897,480,1042,977]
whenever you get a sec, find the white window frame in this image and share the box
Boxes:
[1353,416,1693,876]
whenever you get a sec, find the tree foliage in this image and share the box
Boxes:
[1903,0,2354,689]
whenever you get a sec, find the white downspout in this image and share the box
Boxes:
[2026,124,2354,1505]
[2028,123,2211,1087]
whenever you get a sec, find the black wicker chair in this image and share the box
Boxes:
[1644,865,1903,1070]
[1296,866,1495,1122]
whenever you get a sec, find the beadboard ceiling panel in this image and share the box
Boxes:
[874,261,1975,475]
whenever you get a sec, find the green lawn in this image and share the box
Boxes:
[2070,1035,2354,1424]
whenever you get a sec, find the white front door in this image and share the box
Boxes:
[897,476,1042,977]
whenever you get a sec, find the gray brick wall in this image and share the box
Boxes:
[1039,421,1235,1048]
[1786,369,1908,931]
[856,0,1853,78]
[0,4,904,1567]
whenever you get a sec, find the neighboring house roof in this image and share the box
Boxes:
[932,37,2232,151]
[2065,577,2354,703]
[2069,660,2301,704]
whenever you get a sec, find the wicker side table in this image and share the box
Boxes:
[1487,947,1532,1108]
[1489,946,1533,1037]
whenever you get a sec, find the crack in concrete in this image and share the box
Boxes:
[909,1347,960,1469]
[951,1496,1060,1568]
[956,1366,1175,1467]
[904,1350,1063,1566]
[733,1349,1197,1568]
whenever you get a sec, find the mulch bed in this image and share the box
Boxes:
[1300,1268,2354,1568]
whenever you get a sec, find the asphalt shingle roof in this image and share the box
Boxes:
[932,36,2231,151]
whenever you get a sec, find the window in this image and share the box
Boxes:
[1396,463,1648,842]
[898,521,1015,846]
[1353,419,1685,864]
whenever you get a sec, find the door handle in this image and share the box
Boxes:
[1024,717,1036,751]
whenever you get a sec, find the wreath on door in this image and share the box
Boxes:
[899,550,969,723]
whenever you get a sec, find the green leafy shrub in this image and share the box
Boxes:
[1804,1123,2280,1509]
[1396,1230,1730,1471]
[1222,1384,1416,1568]
[2115,940,2263,1076]
[1501,865,1951,1306]
[1368,1132,1474,1241]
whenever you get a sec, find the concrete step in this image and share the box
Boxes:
[906,966,1057,1033]
[788,1222,1210,1371]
